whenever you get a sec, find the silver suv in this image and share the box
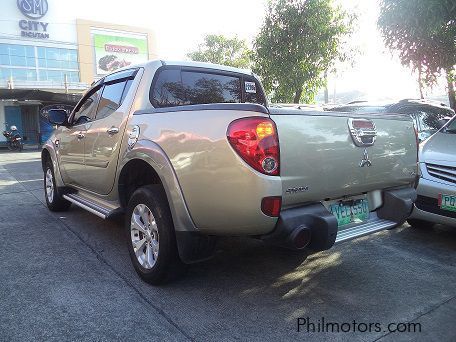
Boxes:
[42,60,418,284]
[408,116,456,228]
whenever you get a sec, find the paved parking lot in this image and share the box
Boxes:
[0,151,455,341]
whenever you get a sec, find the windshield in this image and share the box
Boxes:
[413,110,450,139]
[444,116,456,133]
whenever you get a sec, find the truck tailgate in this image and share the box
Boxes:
[269,108,418,208]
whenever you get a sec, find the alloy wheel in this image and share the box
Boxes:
[130,204,159,269]
[45,168,54,203]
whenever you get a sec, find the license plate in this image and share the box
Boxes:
[440,194,456,212]
[329,198,370,227]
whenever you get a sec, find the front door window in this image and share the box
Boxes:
[72,87,102,126]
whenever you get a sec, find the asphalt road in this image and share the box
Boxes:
[0,151,455,342]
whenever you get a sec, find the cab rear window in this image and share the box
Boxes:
[181,71,241,105]
[150,68,265,108]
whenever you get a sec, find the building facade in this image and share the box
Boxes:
[0,0,157,145]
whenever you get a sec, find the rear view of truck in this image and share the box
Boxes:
[222,105,418,251]
[256,107,418,251]
[142,62,418,260]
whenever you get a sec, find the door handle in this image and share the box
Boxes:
[107,127,119,135]
[77,132,85,139]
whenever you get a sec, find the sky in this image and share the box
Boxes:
[68,0,448,104]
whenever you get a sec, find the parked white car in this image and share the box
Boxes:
[408,116,456,228]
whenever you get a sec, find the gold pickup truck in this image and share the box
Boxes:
[42,60,418,284]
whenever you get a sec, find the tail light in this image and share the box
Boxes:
[227,117,280,176]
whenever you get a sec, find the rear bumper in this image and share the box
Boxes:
[262,187,416,251]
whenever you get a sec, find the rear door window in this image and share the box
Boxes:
[95,81,127,120]
[120,79,134,103]
[150,69,184,107]
[181,71,241,105]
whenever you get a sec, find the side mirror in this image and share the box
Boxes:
[48,109,68,126]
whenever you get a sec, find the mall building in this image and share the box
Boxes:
[0,0,157,145]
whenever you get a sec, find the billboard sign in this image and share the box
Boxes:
[92,30,148,75]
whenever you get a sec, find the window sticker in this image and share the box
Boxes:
[245,81,257,94]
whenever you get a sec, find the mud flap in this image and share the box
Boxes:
[175,231,217,264]
[377,187,417,224]
[262,203,338,252]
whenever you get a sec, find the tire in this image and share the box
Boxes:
[44,159,71,212]
[126,185,186,285]
[12,141,22,151]
[387,220,405,230]
[407,218,434,229]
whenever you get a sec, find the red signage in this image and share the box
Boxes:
[104,44,139,54]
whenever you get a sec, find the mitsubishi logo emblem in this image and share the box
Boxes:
[348,118,377,147]
[359,148,372,167]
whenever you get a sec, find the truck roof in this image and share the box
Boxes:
[125,59,254,76]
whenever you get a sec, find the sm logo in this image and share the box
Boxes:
[17,0,49,19]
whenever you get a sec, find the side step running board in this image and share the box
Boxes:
[335,215,397,243]
[63,193,123,219]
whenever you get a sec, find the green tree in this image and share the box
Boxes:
[187,34,251,69]
[253,0,355,103]
[378,0,456,109]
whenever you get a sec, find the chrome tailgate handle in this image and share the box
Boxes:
[107,127,119,135]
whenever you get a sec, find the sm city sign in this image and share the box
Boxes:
[17,0,50,39]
